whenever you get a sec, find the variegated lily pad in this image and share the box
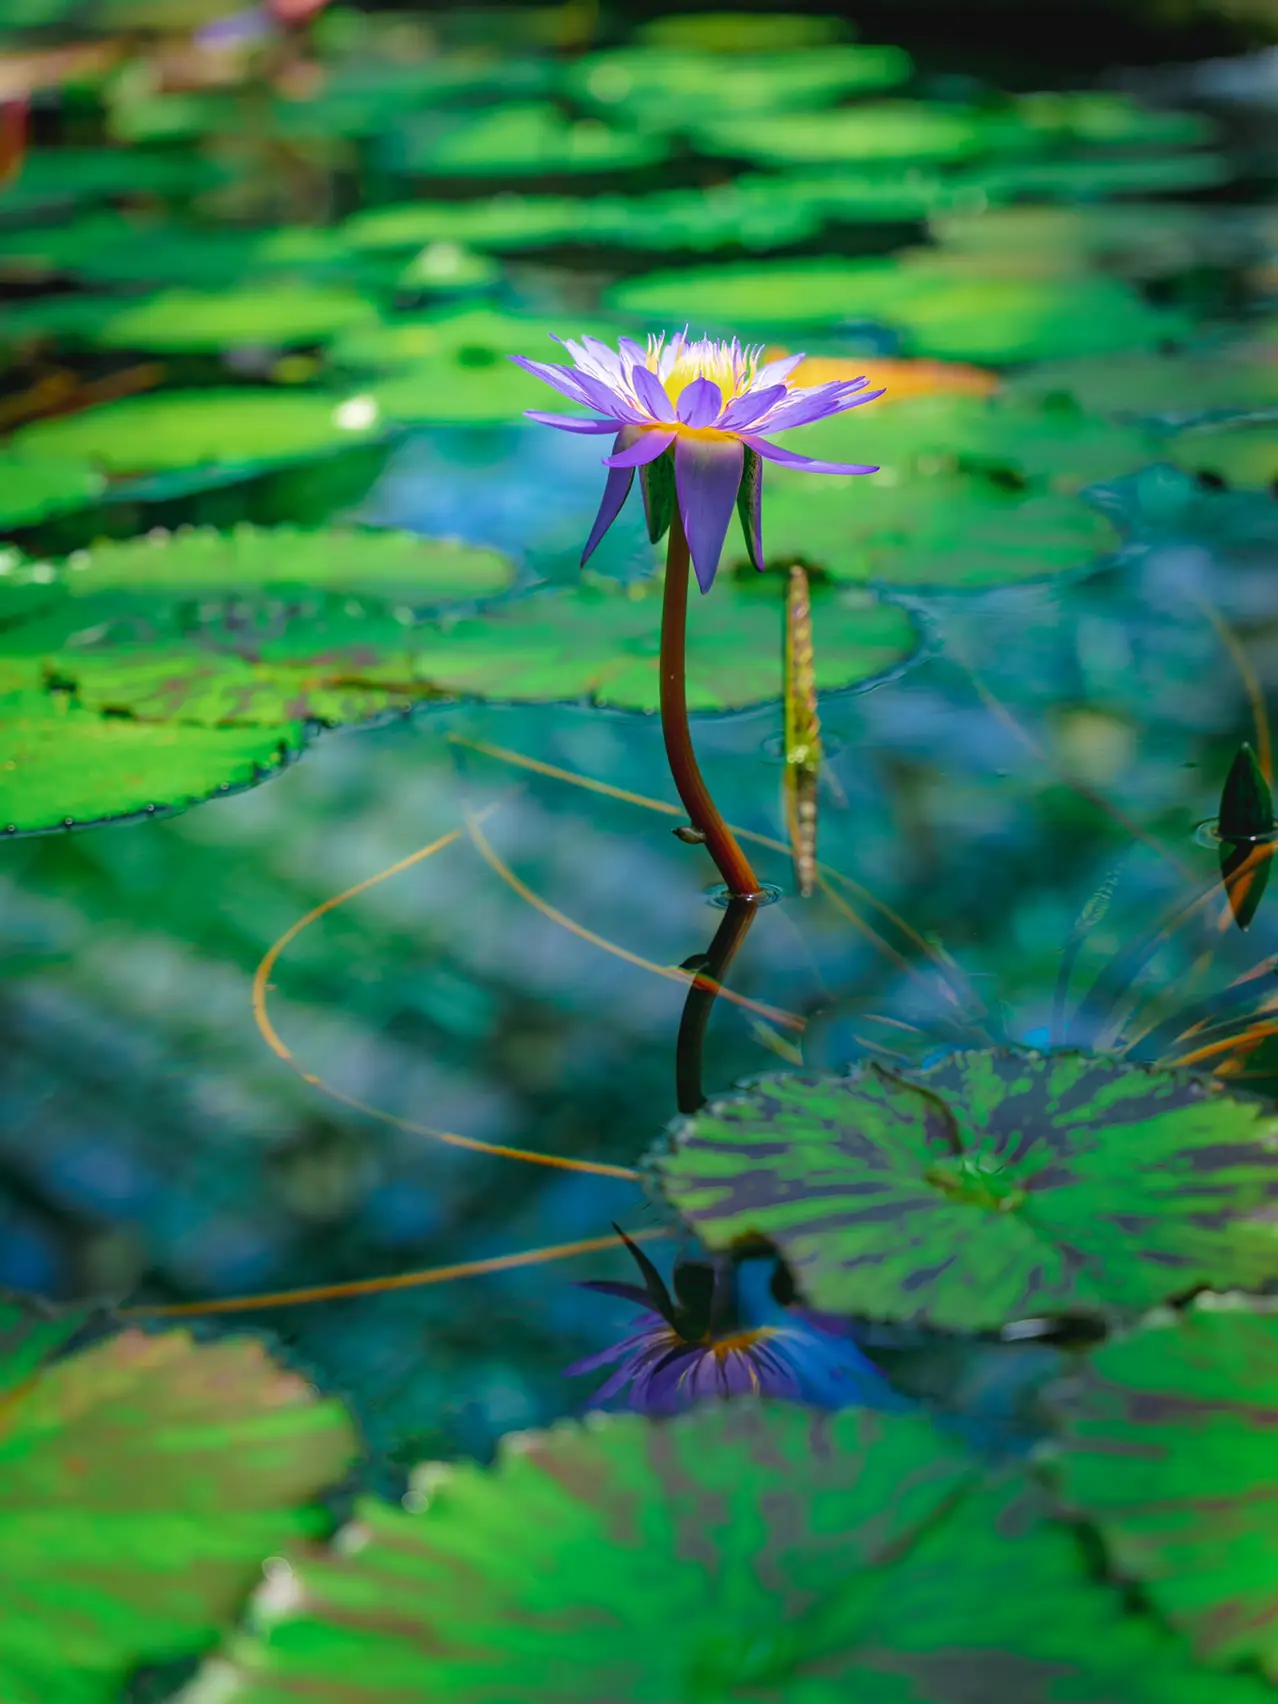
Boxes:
[656,1051,1278,1330]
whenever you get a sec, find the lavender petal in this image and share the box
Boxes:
[631,363,677,423]
[602,428,676,469]
[524,411,621,434]
[583,428,640,564]
[675,434,745,593]
[718,384,788,432]
[509,354,593,406]
[753,352,805,388]
[743,435,879,476]
[676,376,723,428]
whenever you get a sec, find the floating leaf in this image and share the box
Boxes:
[608,260,1187,362]
[693,99,1023,166]
[656,1050,1278,1330]
[47,525,515,605]
[329,305,614,374]
[10,390,385,477]
[565,43,912,124]
[0,144,228,215]
[0,454,106,529]
[1052,1300,1278,1680]
[0,693,303,832]
[403,575,920,711]
[392,103,666,177]
[0,216,356,288]
[0,1301,357,1700]
[181,1399,1265,1704]
[87,287,377,354]
[1007,347,1278,420]
[1167,424,1278,491]
[750,473,1117,588]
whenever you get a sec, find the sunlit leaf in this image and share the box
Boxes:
[656,1051,1278,1330]
[10,389,385,477]
[1007,347,1278,420]
[608,260,1187,362]
[0,216,355,288]
[86,287,377,354]
[0,1298,358,1700]
[0,144,229,216]
[402,574,920,711]
[0,691,303,833]
[179,1399,1264,1704]
[1167,423,1278,491]
[390,103,666,177]
[693,99,1024,166]
[1051,1299,1278,1679]
[0,453,106,529]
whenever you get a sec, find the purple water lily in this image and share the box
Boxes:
[566,1228,895,1416]
[512,330,883,593]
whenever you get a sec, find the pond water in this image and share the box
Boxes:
[3,5,1278,1696]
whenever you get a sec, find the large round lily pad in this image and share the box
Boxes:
[0,454,106,529]
[655,1050,1278,1330]
[749,473,1118,588]
[0,1296,356,1701]
[181,1399,1266,1704]
[0,216,355,289]
[1052,1300,1278,1678]
[693,100,1022,166]
[403,575,921,711]
[89,287,376,354]
[393,103,666,177]
[608,260,1187,362]
[9,390,385,477]
[50,525,514,605]
[0,692,303,833]
[1008,349,1278,420]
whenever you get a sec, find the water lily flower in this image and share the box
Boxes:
[566,1228,897,1415]
[513,329,882,593]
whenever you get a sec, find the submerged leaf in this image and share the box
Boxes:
[656,1050,1278,1331]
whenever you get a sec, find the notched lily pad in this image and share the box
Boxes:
[403,574,921,711]
[181,1398,1265,1704]
[1051,1300,1278,1679]
[0,1296,357,1700]
[656,1050,1278,1331]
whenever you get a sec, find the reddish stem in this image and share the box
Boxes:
[660,512,765,900]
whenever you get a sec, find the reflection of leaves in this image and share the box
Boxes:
[609,260,1187,362]
[186,1399,1263,1704]
[0,693,302,832]
[403,575,921,711]
[1052,1302,1278,1680]
[656,1051,1278,1330]
[10,390,385,477]
[0,1299,357,1701]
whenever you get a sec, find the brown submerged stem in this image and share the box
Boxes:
[660,511,765,900]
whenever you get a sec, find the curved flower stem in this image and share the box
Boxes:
[660,511,765,900]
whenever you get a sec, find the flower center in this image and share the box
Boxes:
[645,333,764,408]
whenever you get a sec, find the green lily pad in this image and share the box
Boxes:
[655,1050,1278,1330]
[180,1399,1267,1704]
[927,203,1265,282]
[639,12,849,50]
[748,472,1118,588]
[693,99,1023,166]
[1007,348,1278,419]
[0,691,303,832]
[403,574,920,711]
[0,1299,357,1701]
[1166,424,1278,490]
[0,454,106,529]
[48,525,514,605]
[970,151,1230,200]
[392,103,666,178]
[565,44,912,124]
[330,305,609,373]
[87,287,376,354]
[1052,1299,1278,1678]
[779,393,1158,492]
[9,389,385,477]
[608,260,1187,362]
[1015,91,1216,148]
[0,145,228,216]
[0,216,356,289]
[344,195,591,253]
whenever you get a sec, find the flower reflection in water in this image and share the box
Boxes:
[566,1226,899,1416]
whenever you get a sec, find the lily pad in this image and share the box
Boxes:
[655,1050,1278,1330]
[969,151,1230,200]
[748,473,1118,588]
[1007,348,1278,420]
[693,100,1023,166]
[1052,1300,1278,1678]
[0,1298,357,1700]
[608,260,1187,362]
[403,574,920,711]
[89,287,376,354]
[1016,91,1216,148]
[392,103,666,178]
[1166,424,1278,490]
[0,145,228,216]
[47,525,514,605]
[565,44,912,124]
[0,216,356,289]
[0,692,303,832]
[0,454,106,529]
[180,1399,1265,1704]
[9,389,385,477]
